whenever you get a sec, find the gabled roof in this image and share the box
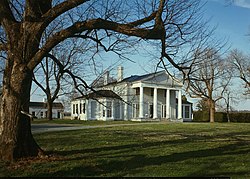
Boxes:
[29,102,64,109]
[121,71,162,83]
[74,90,122,100]
[121,70,183,88]
[91,69,182,88]
[93,71,166,87]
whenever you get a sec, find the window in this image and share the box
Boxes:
[76,104,78,114]
[135,88,140,95]
[103,109,106,117]
[184,105,190,119]
[73,104,75,114]
[40,111,43,118]
[107,101,112,118]
[151,89,154,96]
[132,103,139,118]
[83,103,86,114]
[80,103,82,114]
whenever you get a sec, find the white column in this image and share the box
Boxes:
[153,88,158,119]
[124,101,128,120]
[178,90,182,119]
[86,100,89,120]
[120,101,123,120]
[166,89,170,119]
[111,100,114,120]
[124,86,128,120]
[103,99,106,119]
[139,87,144,118]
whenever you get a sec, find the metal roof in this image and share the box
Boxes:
[29,102,64,109]
[74,90,122,100]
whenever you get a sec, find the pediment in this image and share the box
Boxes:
[141,71,183,87]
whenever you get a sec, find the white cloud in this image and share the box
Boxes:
[233,0,250,8]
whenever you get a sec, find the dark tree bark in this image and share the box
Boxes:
[0,55,44,161]
[46,97,53,120]
[0,1,47,161]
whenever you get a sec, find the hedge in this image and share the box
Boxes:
[193,111,250,123]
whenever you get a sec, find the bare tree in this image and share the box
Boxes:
[228,49,250,95]
[0,0,214,161]
[185,48,232,122]
[221,89,238,122]
[32,37,91,120]
[196,98,210,112]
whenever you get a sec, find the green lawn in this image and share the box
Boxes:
[1,122,250,178]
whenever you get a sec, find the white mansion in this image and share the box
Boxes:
[71,67,193,122]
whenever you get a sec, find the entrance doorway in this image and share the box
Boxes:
[149,104,153,118]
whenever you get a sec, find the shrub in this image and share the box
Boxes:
[193,111,209,122]
[193,111,250,122]
[229,112,250,123]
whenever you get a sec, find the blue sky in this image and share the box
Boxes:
[201,0,250,110]
[31,0,250,111]
[203,0,250,53]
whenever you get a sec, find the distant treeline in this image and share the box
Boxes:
[193,111,250,123]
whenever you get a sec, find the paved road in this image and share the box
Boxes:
[31,122,164,134]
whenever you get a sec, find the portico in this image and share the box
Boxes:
[133,83,183,120]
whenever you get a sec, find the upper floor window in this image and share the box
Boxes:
[135,88,140,95]
[151,89,154,96]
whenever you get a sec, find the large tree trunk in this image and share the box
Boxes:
[0,59,43,162]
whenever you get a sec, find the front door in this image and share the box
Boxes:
[149,104,153,118]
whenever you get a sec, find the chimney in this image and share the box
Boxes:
[103,71,109,85]
[117,66,123,82]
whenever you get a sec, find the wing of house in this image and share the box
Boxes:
[29,101,64,119]
[71,67,193,122]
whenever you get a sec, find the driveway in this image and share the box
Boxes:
[31,122,164,134]
[31,123,99,134]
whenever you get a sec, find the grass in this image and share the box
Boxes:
[1,122,250,177]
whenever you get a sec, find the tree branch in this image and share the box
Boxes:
[45,53,92,96]
[32,73,47,94]
[41,0,91,27]
[28,16,161,70]
[0,43,7,51]
[0,0,17,29]
[24,0,52,21]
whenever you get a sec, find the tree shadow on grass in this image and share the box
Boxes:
[47,129,250,157]
[39,130,250,177]
[38,142,250,177]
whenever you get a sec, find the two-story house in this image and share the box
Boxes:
[71,67,193,122]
